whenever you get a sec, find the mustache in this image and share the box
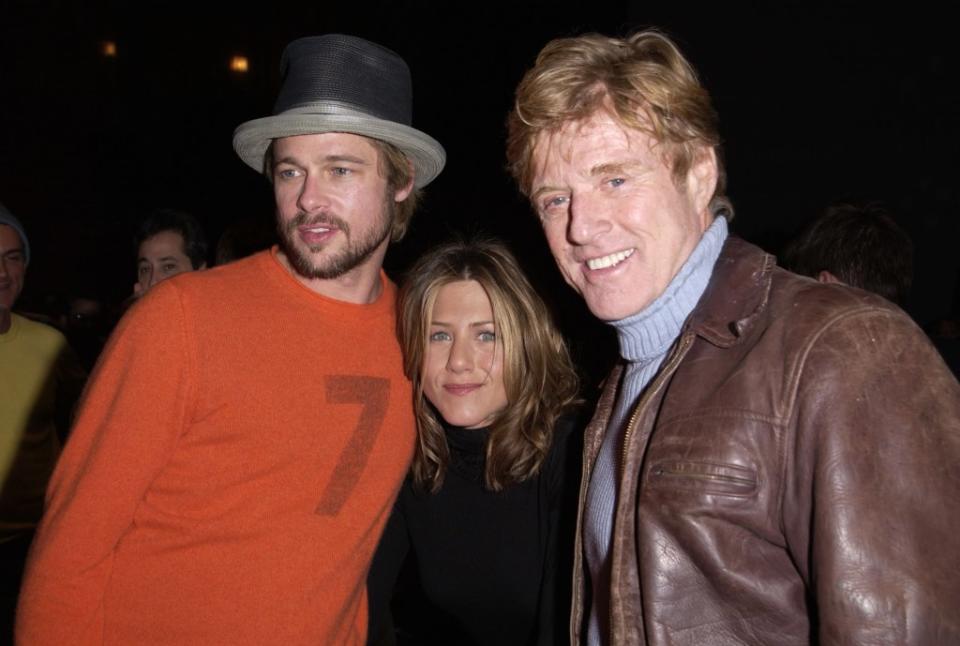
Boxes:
[287,211,350,234]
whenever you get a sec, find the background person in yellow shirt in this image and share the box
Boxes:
[0,204,85,644]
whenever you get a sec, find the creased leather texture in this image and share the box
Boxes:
[571,237,960,645]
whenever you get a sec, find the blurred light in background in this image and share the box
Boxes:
[229,55,249,73]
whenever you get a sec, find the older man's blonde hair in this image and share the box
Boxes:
[506,29,731,216]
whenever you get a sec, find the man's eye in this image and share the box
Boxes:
[331,167,352,176]
[276,168,300,180]
[138,266,150,276]
[162,264,179,274]
[608,177,625,187]
[541,195,568,212]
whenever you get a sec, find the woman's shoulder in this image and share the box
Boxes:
[551,405,590,453]
[542,405,589,491]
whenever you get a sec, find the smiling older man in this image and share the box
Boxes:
[507,29,960,646]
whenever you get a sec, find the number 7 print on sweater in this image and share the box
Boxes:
[315,375,390,516]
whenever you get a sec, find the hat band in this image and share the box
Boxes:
[281,100,404,125]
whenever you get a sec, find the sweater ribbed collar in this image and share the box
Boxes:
[610,217,728,363]
[445,423,490,453]
[443,422,490,478]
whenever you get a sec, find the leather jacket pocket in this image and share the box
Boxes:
[648,460,758,497]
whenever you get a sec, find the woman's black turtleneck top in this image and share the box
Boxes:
[367,414,583,646]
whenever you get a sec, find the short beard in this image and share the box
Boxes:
[277,192,395,281]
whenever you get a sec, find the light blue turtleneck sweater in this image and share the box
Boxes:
[584,216,728,645]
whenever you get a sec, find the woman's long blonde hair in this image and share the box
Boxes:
[398,238,579,492]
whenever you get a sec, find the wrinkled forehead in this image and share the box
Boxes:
[533,112,633,154]
[529,109,664,184]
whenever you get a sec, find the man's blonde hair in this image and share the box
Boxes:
[507,29,731,215]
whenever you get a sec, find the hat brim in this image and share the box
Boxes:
[233,106,445,189]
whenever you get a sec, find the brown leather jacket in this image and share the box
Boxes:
[572,237,960,645]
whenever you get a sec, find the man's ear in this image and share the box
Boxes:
[394,160,415,203]
[133,282,142,297]
[686,147,719,218]
[817,269,844,285]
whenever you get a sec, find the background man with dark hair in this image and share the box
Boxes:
[507,29,960,645]
[783,201,914,307]
[18,34,444,644]
[133,208,208,297]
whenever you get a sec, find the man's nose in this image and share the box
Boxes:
[297,173,331,213]
[143,267,158,291]
[567,193,611,245]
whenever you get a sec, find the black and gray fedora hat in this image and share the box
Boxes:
[233,34,445,188]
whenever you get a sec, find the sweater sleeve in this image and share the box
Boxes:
[16,282,196,646]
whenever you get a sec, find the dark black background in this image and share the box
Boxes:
[2,1,957,339]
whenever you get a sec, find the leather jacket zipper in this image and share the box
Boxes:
[651,465,755,486]
[619,333,694,472]
[612,332,694,642]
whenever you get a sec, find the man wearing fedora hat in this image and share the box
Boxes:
[18,34,444,645]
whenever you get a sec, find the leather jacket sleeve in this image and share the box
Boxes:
[783,304,960,644]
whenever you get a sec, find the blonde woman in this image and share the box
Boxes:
[367,239,582,646]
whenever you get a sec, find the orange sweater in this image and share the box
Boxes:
[17,249,415,645]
